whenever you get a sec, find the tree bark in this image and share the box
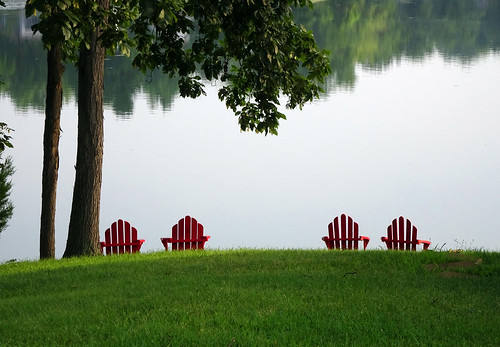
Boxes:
[63,1,108,257]
[40,43,64,259]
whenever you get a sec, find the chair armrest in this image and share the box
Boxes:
[162,237,210,243]
[160,238,169,250]
[160,236,210,251]
[360,236,370,250]
[418,240,431,250]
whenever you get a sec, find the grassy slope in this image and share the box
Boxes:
[1,250,499,346]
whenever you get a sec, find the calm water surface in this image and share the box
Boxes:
[1,1,499,261]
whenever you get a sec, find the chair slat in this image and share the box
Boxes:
[185,216,192,250]
[104,227,111,254]
[118,219,125,254]
[172,224,179,250]
[340,214,347,249]
[326,222,334,250]
[411,225,417,251]
[353,220,359,250]
[125,220,131,253]
[405,219,412,251]
[111,222,118,255]
[333,217,341,249]
[347,215,353,249]
[391,219,398,250]
[398,217,405,250]
[196,223,204,249]
[386,226,393,250]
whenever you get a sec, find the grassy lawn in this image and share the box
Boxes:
[1,249,499,346]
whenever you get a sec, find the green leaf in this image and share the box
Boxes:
[62,26,71,41]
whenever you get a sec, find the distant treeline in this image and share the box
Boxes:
[1,0,498,114]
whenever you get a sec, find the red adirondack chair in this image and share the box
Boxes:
[100,219,145,255]
[161,215,210,251]
[322,214,370,250]
[381,216,430,251]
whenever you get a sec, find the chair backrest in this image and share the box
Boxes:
[104,219,140,255]
[171,215,206,250]
[327,214,360,250]
[385,216,419,251]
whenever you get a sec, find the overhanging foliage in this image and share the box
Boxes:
[26,0,331,135]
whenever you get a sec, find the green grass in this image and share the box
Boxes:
[1,249,499,346]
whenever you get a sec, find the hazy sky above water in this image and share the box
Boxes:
[1,51,499,261]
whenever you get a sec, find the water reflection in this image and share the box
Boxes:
[0,0,499,261]
[1,0,499,114]
[297,0,500,90]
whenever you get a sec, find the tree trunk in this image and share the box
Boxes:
[63,2,108,257]
[40,43,64,259]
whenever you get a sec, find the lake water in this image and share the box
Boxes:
[1,0,499,261]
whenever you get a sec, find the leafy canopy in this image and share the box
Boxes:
[0,127,14,237]
[26,0,331,134]
[0,123,13,152]
[0,155,14,235]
